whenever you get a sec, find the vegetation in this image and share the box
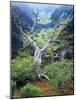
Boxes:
[21,83,43,97]
[11,51,37,85]
[11,80,16,97]
[44,60,73,95]
[11,2,74,98]
[44,60,73,81]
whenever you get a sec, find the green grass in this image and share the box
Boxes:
[21,83,43,97]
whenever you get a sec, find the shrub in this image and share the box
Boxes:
[43,60,73,93]
[11,52,38,85]
[21,83,43,97]
[44,60,73,82]
[11,80,16,97]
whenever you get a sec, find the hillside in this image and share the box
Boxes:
[10,2,74,98]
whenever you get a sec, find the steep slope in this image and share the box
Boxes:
[11,5,33,58]
[51,5,74,26]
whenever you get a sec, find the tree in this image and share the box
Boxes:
[17,9,62,80]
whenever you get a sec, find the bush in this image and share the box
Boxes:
[11,80,16,97]
[43,60,73,92]
[21,83,43,97]
[11,52,38,85]
[44,60,73,81]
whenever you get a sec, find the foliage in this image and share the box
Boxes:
[12,32,23,58]
[58,31,74,48]
[43,60,73,89]
[48,79,59,95]
[11,4,74,97]
[11,51,38,85]
[57,18,74,49]
[21,83,43,97]
[33,28,54,48]
[11,80,16,97]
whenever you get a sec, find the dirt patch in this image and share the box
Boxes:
[15,87,21,97]
[15,80,52,97]
[32,80,52,96]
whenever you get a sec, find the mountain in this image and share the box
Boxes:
[11,5,34,58]
[11,4,74,58]
[50,5,74,26]
[11,5,33,33]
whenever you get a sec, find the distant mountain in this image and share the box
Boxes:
[11,5,33,58]
[11,5,33,33]
[50,5,74,26]
[11,4,74,58]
